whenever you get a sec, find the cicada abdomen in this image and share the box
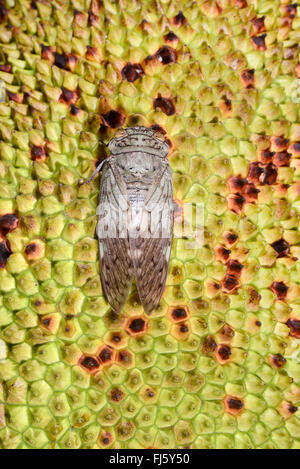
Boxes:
[96,126,173,314]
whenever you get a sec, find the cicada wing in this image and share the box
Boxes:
[97,161,133,313]
[130,165,173,314]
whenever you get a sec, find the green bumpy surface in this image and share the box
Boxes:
[0,0,300,449]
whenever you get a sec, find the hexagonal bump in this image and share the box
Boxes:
[215,344,232,364]
[168,305,189,323]
[40,314,60,334]
[24,240,45,261]
[78,355,101,374]
[171,322,190,341]
[97,345,116,366]
[116,349,134,368]
[125,316,148,336]
[224,395,244,416]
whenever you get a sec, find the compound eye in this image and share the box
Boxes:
[154,130,165,141]
[115,128,127,138]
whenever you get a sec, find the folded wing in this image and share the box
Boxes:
[97,161,134,313]
[130,165,173,314]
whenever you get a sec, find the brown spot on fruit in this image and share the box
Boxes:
[0,214,19,236]
[278,400,299,419]
[227,175,247,194]
[110,388,125,402]
[99,431,114,447]
[88,11,100,27]
[0,241,11,268]
[24,240,45,260]
[216,344,232,363]
[206,281,221,296]
[70,104,80,116]
[224,395,244,416]
[150,124,167,140]
[0,64,11,72]
[30,144,47,162]
[258,150,274,164]
[280,3,298,18]
[270,136,289,152]
[105,331,127,349]
[287,403,298,414]
[251,34,267,51]
[121,62,144,82]
[143,387,156,401]
[247,162,264,184]
[40,314,59,333]
[273,152,291,167]
[288,142,300,157]
[295,64,300,79]
[41,44,55,61]
[233,0,247,8]
[221,275,240,293]
[171,322,190,341]
[173,11,187,27]
[270,354,286,369]
[73,9,87,27]
[251,16,266,34]
[142,54,161,74]
[53,52,68,70]
[219,98,232,116]
[270,281,289,300]
[98,346,115,365]
[218,324,235,342]
[275,183,290,197]
[0,0,7,22]
[224,231,238,246]
[180,323,189,333]
[170,306,189,322]
[286,318,300,338]
[24,243,37,256]
[164,31,178,43]
[215,245,231,263]
[59,86,79,105]
[260,164,278,185]
[155,46,177,65]
[201,335,217,355]
[126,317,148,336]
[226,259,243,278]
[240,69,255,88]
[271,239,290,258]
[242,184,260,203]
[116,350,134,368]
[53,52,78,72]
[102,110,126,128]
[227,194,246,214]
[6,91,23,103]
[247,288,261,309]
[90,0,103,15]
[79,355,100,373]
[153,96,175,116]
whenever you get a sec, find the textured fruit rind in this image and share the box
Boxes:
[0,0,299,450]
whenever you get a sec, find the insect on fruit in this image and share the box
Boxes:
[83,126,173,314]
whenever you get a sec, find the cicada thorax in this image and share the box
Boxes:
[116,152,161,207]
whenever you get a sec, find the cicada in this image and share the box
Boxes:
[85,126,173,314]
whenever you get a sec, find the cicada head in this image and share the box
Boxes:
[108,126,169,157]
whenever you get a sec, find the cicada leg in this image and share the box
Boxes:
[79,159,107,185]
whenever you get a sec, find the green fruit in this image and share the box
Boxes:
[0,0,299,450]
